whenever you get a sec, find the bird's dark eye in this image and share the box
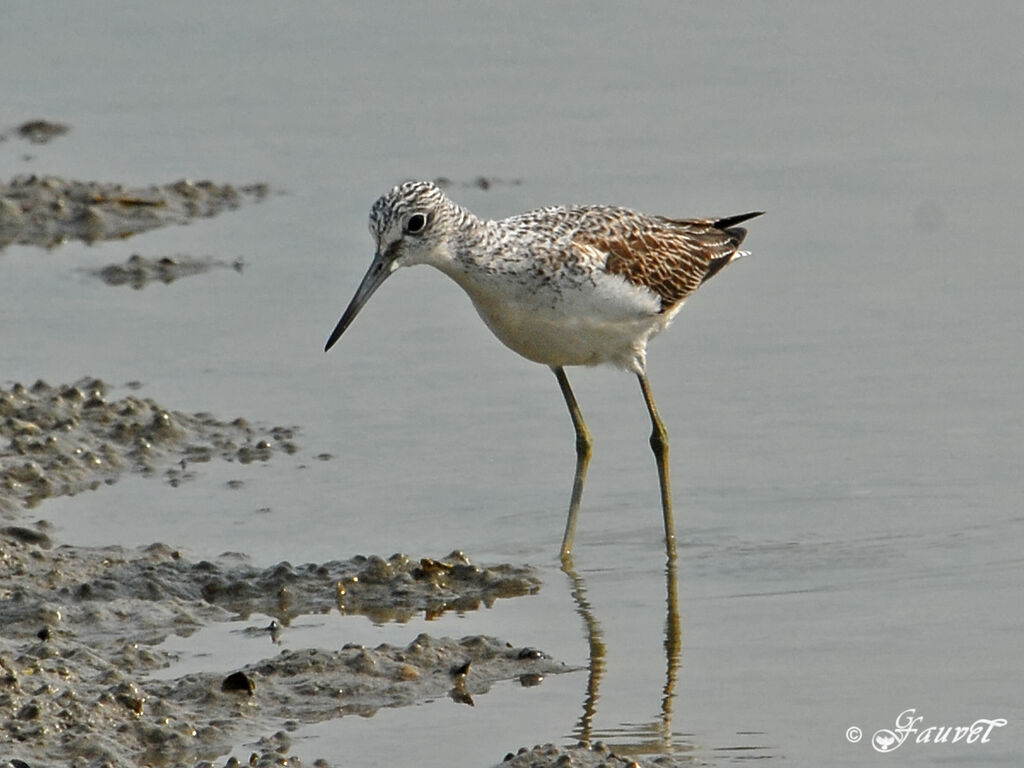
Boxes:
[405,213,427,234]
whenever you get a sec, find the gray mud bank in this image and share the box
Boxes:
[0,175,266,250]
[0,381,585,768]
[88,253,244,290]
[0,533,566,767]
[0,378,296,512]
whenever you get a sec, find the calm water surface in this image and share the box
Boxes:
[3,2,1021,765]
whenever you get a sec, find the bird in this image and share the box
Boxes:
[325,180,760,561]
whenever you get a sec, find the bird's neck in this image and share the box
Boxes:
[441,209,495,271]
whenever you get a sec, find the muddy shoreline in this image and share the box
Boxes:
[1,530,567,767]
[0,378,297,513]
[0,379,583,767]
[0,175,267,250]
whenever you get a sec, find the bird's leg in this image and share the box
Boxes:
[638,373,677,561]
[553,367,592,562]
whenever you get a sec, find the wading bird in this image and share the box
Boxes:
[325,181,760,561]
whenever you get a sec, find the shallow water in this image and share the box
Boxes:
[3,1,1022,765]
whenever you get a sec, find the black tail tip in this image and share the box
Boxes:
[714,211,764,230]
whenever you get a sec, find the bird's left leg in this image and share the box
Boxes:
[638,373,677,560]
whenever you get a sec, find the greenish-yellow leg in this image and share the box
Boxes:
[638,373,677,561]
[553,367,592,561]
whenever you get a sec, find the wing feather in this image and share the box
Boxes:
[574,211,761,311]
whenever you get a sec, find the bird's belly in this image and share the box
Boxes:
[446,263,673,371]
[469,297,667,371]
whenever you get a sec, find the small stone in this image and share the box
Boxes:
[394,664,420,681]
[17,701,42,720]
[222,671,256,695]
[17,119,70,144]
[1,526,52,548]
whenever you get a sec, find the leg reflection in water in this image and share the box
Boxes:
[561,555,683,753]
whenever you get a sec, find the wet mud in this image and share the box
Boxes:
[0,175,267,249]
[0,533,563,767]
[88,253,244,289]
[431,176,522,192]
[0,383,575,767]
[500,742,698,768]
[3,120,70,145]
[0,378,296,513]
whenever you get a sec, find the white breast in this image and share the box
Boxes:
[447,265,676,373]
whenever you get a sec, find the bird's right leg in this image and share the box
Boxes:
[553,366,592,562]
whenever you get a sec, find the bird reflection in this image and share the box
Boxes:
[562,554,682,754]
[562,558,607,739]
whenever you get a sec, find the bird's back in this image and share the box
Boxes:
[494,205,759,314]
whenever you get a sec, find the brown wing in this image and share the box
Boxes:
[579,211,761,312]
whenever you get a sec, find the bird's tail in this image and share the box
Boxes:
[700,212,763,283]
[714,211,763,248]
[714,211,764,231]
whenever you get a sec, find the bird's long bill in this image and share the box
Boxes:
[324,252,393,352]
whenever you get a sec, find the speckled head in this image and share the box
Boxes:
[369,180,478,272]
[325,181,468,352]
[369,180,447,245]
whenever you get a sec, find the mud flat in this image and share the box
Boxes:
[0,532,563,767]
[499,742,698,768]
[3,119,70,145]
[0,175,267,249]
[0,380,581,767]
[88,253,244,289]
[0,378,297,513]
[431,176,522,191]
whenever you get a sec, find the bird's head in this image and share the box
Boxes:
[325,180,459,352]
